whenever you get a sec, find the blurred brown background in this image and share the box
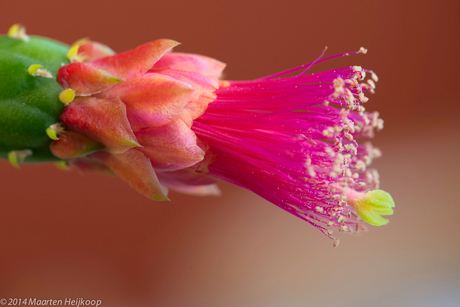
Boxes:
[0,0,459,306]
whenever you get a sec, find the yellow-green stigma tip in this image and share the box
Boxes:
[7,24,29,41]
[59,89,75,104]
[67,44,80,61]
[348,189,395,226]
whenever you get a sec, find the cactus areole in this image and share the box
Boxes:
[0,25,396,246]
[0,34,69,162]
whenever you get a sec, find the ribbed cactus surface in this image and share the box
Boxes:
[0,35,69,162]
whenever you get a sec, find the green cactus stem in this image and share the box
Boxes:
[0,27,70,163]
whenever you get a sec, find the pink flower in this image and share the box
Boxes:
[51,40,394,245]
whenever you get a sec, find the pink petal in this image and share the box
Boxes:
[50,131,103,159]
[135,119,205,171]
[99,73,195,130]
[151,52,226,79]
[60,97,140,154]
[88,39,179,80]
[58,63,121,95]
[93,149,169,200]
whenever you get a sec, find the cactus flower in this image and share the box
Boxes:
[0,25,395,245]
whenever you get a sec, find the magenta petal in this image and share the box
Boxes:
[93,149,169,201]
[151,52,226,79]
[99,73,195,130]
[60,97,140,154]
[88,39,179,80]
[135,119,205,171]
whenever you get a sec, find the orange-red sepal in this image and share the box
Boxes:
[158,69,219,92]
[50,131,103,159]
[92,149,169,201]
[60,97,140,154]
[77,41,115,61]
[151,52,226,79]
[68,157,114,175]
[98,73,195,130]
[155,69,218,127]
[155,159,220,196]
[58,63,121,95]
[88,39,179,81]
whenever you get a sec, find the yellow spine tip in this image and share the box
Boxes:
[67,45,80,61]
[59,89,75,104]
[72,37,90,46]
[28,64,53,78]
[8,151,19,168]
[8,150,32,168]
[7,24,20,36]
[28,64,43,75]
[46,127,58,140]
[46,123,64,140]
[55,160,70,170]
[7,24,29,41]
